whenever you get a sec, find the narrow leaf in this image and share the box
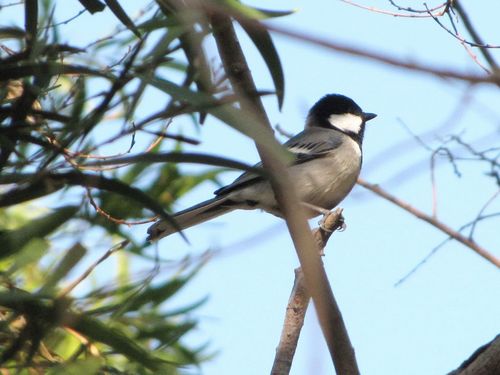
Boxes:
[83,151,265,176]
[240,22,284,109]
[77,0,105,14]
[0,62,112,81]
[220,0,295,19]
[24,0,38,49]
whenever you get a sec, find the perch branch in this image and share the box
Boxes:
[271,209,346,375]
[210,12,359,375]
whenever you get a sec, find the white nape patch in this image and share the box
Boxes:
[328,113,363,134]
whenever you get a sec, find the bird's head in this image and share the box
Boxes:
[306,94,377,142]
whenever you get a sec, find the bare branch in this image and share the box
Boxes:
[271,209,346,375]
[59,240,128,297]
[452,1,499,71]
[357,178,500,267]
[448,334,500,375]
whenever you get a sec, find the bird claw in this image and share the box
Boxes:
[317,210,346,232]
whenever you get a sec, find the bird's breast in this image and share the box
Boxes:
[293,137,362,215]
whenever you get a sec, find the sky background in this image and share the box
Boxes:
[2,1,499,374]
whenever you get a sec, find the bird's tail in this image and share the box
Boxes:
[146,196,236,242]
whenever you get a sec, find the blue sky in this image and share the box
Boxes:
[2,1,499,374]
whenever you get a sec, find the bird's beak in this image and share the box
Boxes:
[363,112,377,122]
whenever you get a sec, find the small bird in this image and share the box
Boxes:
[147,94,376,242]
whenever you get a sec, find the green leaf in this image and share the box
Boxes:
[70,315,170,372]
[249,6,297,18]
[6,238,48,275]
[47,358,102,375]
[123,276,191,312]
[0,172,179,236]
[220,0,295,19]
[240,22,285,109]
[0,206,79,260]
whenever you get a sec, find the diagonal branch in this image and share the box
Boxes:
[357,178,500,267]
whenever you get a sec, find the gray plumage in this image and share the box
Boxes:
[147,94,376,242]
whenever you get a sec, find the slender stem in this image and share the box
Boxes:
[357,178,500,267]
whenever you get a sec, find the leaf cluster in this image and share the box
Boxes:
[0,0,290,373]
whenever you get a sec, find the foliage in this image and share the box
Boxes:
[0,0,288,373]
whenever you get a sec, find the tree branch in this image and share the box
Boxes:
[448,334,500,375]
[271,209,346,375]
[357,178,500,267]
[210,12,359,375]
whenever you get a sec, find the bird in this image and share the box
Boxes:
[146,94,376,242]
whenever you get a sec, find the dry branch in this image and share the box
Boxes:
[271,209,347,375]
[448,334,500,375]
[357,178,500,267]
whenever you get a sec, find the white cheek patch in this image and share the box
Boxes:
[328,113,363,134]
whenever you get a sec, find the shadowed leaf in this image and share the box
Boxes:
[78,0,105,14]
[0,63,112,81]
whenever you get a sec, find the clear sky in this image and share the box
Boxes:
[2,1,499,374]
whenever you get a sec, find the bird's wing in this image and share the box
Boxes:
[214,128,343,196]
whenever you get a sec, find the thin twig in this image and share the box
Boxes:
[452,1,499,71]
[395,211,500,285]
[233,16,500,85]
[357,178,500,267]
[59,240,129,297]
[341,0,446,18]
[86,187,157,226]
